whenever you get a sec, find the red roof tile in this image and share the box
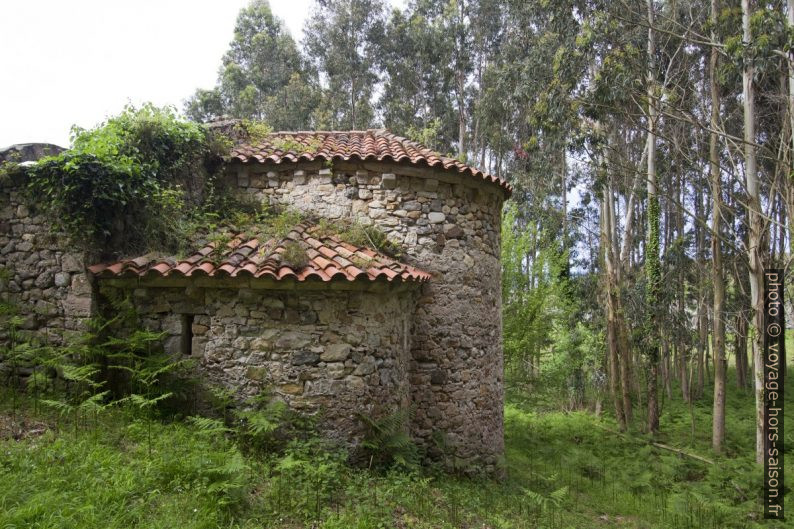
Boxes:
[88,223,431,284]
[229,129,512,194]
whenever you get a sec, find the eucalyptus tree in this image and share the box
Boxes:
[581,0,656,428]
[710,0,727,455]
[643,0,662,434]
[740,0,765,464]
[784,5,794,367]
[411,0,472,157]
[185,0,318,129]
[303,0,387,130]
[376,5,459,152]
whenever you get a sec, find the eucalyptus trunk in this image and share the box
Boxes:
[789,2,794,221]
[456,0,466,159]
[742,0,766,464]
[609,133,634,423]
[645,0,660,434]
[602,188,627,431]
[679,175,689,403]
[735,313,749,389]
[618,310,634,425]
[710,0,727,453]
[695,301,705,397]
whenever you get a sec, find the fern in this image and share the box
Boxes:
[523,487,550,511]
[207,385,235,424]
[549,485,569,506]
[202,449,250,508]
[357,407,419,469]
[522,485,567,512]
[126,392,174,410]
[40,398,76,417]
[187,416,231,438]
[79,390,111,412]
[233,398,290,454]
[60,364,102,388]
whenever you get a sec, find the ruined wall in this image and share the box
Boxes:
[232,160,506,473]
[0,172,94,347]
[106,282,417,446]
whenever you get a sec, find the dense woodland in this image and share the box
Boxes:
[1,0,793,527]
[188,0,792,454]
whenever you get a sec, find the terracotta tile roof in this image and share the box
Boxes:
[229,129,512,194]
[88,223,431,284]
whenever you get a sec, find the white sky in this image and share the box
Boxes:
[0,0,402,149]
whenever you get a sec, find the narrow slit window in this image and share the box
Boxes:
[181,314,194,356]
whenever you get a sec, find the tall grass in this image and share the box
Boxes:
[1,362,791,529]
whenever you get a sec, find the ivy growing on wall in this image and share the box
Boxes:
[25,104,226,256]
[20,104,404,263]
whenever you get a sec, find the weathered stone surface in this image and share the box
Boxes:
[54,272,70,287]
[430,369,447,385]
[99,284,417,449]
[280,383,304,395]
[246,366,268,381]
[229,160,506,472]
[327,362,346,379]
[427,212,445,224]
[61,254,83,273]
[353,356,377,375]
[35,300,58,316]
[63,293,92,317]
[276,331,312,349]
[163,335,182,355]
[321,343,350,362]
[443,224,463,239]
[0,176,95,353]
[381,173,397,189]
[291,350,320,366]
[0,143,64,164]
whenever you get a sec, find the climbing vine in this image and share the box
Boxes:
[644,194,661,356]
[25,104,225,255]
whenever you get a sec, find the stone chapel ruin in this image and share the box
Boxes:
[0,128,511,471]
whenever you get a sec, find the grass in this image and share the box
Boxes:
[0,363,792,528]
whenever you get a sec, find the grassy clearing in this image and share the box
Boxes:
[0,363,791,528]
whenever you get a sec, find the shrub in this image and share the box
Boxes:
[25,104,216,254]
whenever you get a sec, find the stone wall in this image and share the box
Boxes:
[0,172,94,347]
[103,281,418,446]
[231,159,506,473]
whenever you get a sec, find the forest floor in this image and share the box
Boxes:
[0,360,792,528]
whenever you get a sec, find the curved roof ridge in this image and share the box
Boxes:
[229,129,512,194]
